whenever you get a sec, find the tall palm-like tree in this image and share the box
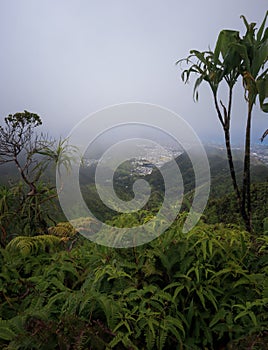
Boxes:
[237,14,268,232]
[177,12,268,232]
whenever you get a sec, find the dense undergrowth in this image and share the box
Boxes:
[0,216,267,349]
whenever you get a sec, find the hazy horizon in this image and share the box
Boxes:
[0,1,267,145]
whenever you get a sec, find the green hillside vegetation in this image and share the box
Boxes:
[0,118,268,349]
[0,218,268,349]
[0,11,268,350]
[77,145,268,230]
[146,147,268,232]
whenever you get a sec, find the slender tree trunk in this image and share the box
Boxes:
[224,128,241,203]
[223,128,250,225]
[242,101,254,232]
[222,88,242,205]
[213,89,249,229]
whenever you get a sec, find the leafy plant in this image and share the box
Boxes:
[177,12,268,232]
[0,111,78,241]
[0,217,267,349]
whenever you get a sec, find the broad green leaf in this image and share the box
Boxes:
[214,29,240,63]
[186,299,195,326]
[256,74,268,113]
[249,311,258,327]
[209,308,226,328]
[201,240,207,260]
[231,43,251,72]
[196,289,206,309]
[203,289,218,310]
[252,42,268,78]
[257,10,268,42]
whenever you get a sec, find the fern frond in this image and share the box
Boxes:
[0,320,16,342]
[48,222,77,238]
[6,235,62,255]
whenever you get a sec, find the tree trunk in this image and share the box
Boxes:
[223,128,249,226]
[224,129,241,202]
[242,101,254,232]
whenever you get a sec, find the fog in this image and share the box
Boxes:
[0,0,267,145]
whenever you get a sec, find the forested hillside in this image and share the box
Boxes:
[0,123,268,349]
[0,10,268,350]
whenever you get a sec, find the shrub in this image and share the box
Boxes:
[0,217,267,349]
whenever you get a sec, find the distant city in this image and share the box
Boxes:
[206,143,268,166]
[82,142,182,176]
[82,143,268,176]
[251,144,268,165]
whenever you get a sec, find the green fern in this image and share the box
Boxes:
[48,222,77,238]
[6,235,62,255]
[0,319,16,341]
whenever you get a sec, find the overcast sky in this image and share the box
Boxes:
[0,0,267,144]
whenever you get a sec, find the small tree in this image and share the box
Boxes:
[0,111,74,242]
[0,111,50,194]
[177,12,268,232]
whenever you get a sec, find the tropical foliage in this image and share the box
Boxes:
[0,218,267,349]
[177,12,268,232]
[0,112,77,244]
[0,12,268,350]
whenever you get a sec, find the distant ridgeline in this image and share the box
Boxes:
[1,145,268,231]
[77,145,268,231]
